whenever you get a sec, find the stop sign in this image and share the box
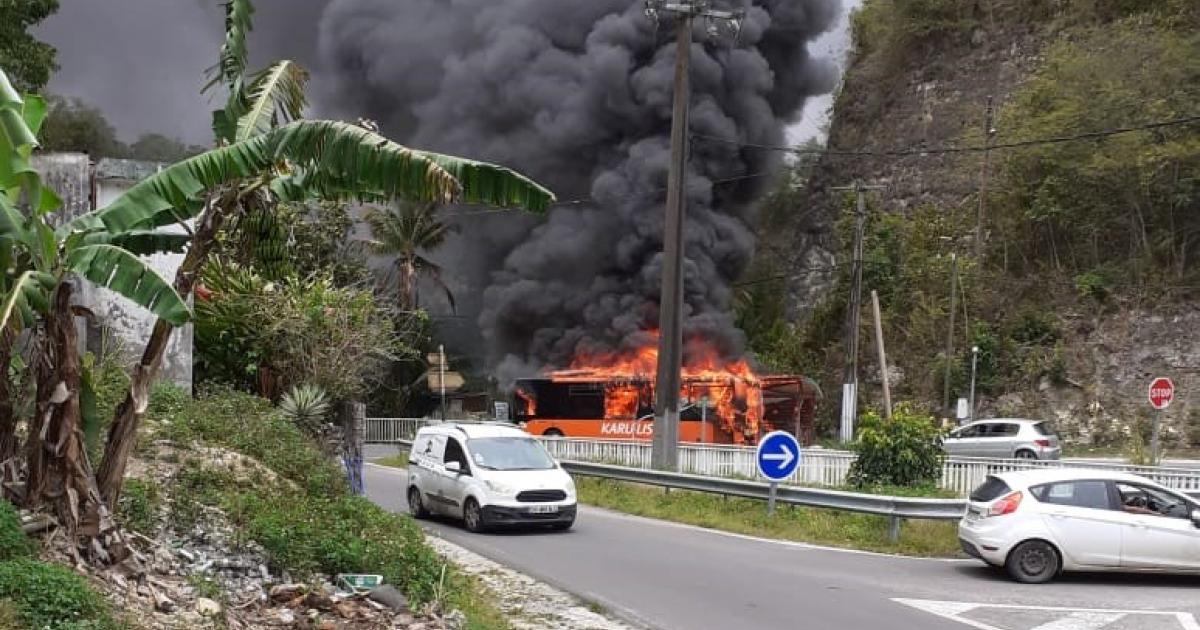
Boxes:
[1148,377,1175,410]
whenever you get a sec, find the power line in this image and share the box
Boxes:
[692,114,1200,158]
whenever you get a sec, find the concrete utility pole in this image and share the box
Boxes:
[942,251,959,415]
[833,182,885,442]
[645,0,742,471]
[973,96,996,258]
[871,290,892,420]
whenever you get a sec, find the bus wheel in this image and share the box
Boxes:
[543,428,564,437]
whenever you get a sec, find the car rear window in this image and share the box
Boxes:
[970,476,1011,502]
[1033,422,1055,436]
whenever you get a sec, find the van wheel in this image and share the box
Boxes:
[408,487,428,519]
[1015,450,1038,460]
[1006,540,1059,584]
[550,518,574,531]
[463,498,489,533]
[543,428,564,437]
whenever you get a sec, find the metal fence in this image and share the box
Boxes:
[366,417,1200,496]
[363,417,430,444]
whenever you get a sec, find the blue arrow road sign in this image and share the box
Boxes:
[756,431,801,481]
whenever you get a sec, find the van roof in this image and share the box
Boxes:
[418,422,529,440]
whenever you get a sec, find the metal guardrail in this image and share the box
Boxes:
[368,417,1200,496]
[561,460,965,542]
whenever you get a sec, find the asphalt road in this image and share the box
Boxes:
[364,463,1200,630]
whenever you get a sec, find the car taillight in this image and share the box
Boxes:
[1034,439,1051,447]
[989,491,1023,517]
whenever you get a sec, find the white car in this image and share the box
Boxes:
[959,469,1200,583]
[407,422,577,532]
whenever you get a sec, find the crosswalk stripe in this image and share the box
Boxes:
[1028,612,1126,630]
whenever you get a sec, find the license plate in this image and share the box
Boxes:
[528,505,559,514]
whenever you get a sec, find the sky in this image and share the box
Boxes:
[35,0,860,147]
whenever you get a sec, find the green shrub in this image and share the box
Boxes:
[204,484,444,605]
[155,386,344,497]
[848,404,944,488]
[0,502,33,562]
[0,560,117,629]
[117,480,161,535]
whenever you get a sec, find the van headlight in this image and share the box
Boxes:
[564,478,576,496]
[485,480,516,496]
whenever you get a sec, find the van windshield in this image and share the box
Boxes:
[468,437,557,471]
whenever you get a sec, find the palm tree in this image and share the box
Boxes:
[90,0,555,509]
[365,202,457,313]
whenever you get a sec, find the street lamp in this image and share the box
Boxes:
[969,346,980,422]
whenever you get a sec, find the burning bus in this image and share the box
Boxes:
[510,344,821,445]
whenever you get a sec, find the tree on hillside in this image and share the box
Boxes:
[365,202,458,313]
[127,132,206,163]
[40,96,205,160]
[38,95,125,157]
[0,0,59,93]
[91,0,555,509]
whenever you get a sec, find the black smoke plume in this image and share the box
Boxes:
[318,0,840,383]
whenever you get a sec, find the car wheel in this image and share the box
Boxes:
[463,498,489,533]
[408,487,429,519]
[550,518,575,531]
[543,428,564,437]
[1015,450,1038,460]
[1005,540,1060,584]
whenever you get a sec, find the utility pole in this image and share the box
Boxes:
[871,290,892,420]
[942,252,959,415]
[832,181,884,442]
[973,96,996,258]
[645,0,743,471]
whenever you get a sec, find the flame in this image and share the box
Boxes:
[545,333,764,439]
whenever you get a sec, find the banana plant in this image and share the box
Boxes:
[93,0,557,508]
[1,68,191,561]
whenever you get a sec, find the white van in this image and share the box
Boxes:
[407,423,577,532]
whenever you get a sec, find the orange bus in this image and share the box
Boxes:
[511,375,819,445]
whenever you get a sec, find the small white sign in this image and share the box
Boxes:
[494,401,510,421]
[956,398,969,420]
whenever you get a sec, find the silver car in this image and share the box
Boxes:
[944,418,1061,460]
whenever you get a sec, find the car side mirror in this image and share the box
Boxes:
[445,461,462,474]
[1191,509,1200,528]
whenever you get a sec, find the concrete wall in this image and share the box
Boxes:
[31,154,193,392]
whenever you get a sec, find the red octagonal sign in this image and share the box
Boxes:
[1148,377,1175,410]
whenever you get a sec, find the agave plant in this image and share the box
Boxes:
[279,384,332,433]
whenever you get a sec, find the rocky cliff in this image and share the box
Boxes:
[764,0,1200,449]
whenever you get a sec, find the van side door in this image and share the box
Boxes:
[440,436,473,514]
[413,434,447,514]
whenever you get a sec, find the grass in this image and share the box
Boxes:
[372,454,410,468]
[576,478,960,557]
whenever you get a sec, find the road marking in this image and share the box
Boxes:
[1029,612,1125,630]
[894,599,1200,630]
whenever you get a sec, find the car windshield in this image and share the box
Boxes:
[970,476,1011,502]
[468,437,557,471]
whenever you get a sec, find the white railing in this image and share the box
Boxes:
[363,417,435,443]
[368,418,1200,497]
[538,438,856,488]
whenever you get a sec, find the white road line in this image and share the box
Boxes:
[894,599,1200,630]
[1028,612,1125,630]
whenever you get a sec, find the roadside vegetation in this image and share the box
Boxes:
[116,384,513,630]
[575,478,958,557]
